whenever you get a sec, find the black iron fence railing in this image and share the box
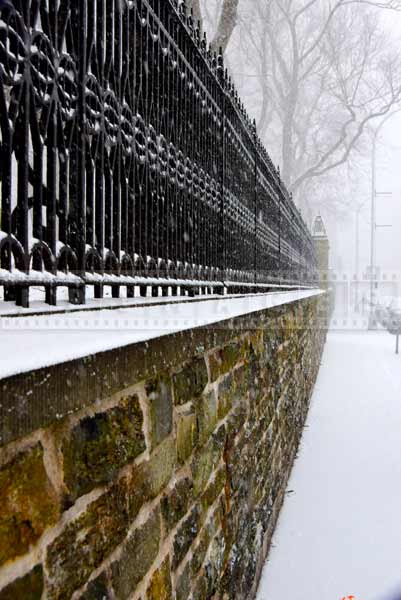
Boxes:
[0,0,317,308]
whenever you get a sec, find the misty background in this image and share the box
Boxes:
[193,0,401,278]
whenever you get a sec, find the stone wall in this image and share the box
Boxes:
[0,295,327,599]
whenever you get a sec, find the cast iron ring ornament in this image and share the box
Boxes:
[0,0,317,308]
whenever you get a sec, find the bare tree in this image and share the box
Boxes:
[197,0,240,53]
[211,0,240,52]
[186,0,203,28]
[227,0,401,215]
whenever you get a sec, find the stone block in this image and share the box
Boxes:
[190,525,211,578]
[191,441,214,499]
[209,342,243,381]
[111,508,161,597]
[0,565,43,600]
[200,466,226,516]
[195,391,218,447]
[146,436,176,496]
[146,557,172,600]
[247,331,264,357]
[226,399,247,442]
[46,479,128,599]
[78,572,110,599]
[221,508,236,565]
[127,437,176,523]
[216,365,249,422]
[209,496,227,535]
[208,529,226,578]
[216,373,234,420]
[172,505,201,570]
[192,424,226,498]
[192,574,208,600]
[0,444,60,566]
[176,407,198,465]
[145,376,173,447]
[175,561,191,600]
[173,357,208,405]
[161,477,193,533]
[62,395,145,500]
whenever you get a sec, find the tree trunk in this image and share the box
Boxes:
[212,0,240,53]
[186,0,203,28]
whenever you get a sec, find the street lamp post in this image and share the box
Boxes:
[354,202,364,312]
[368,111,397,329]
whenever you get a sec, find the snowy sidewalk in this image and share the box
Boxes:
[257,331,401,600]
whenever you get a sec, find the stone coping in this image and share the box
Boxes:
[0,293,325,448]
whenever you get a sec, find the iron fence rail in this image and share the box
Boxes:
[0,0,317,308]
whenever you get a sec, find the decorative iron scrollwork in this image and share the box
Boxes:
[0,0,316,308]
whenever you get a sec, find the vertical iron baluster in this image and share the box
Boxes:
[58,4,74,255]
[46,0,57,260]
[253,119,257,287]
[104,0,113,271]
[14,10,30,307]
[94,0,105,297]
[68,0,87,304]
[127,2,135,264]
[0,15,12,239]
[112,0,122,297]
[121,4,131,267]
[215,52,222,285]
[85,1,95,257]
[45,100,57,305]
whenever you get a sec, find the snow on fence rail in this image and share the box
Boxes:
[0,0,317,309]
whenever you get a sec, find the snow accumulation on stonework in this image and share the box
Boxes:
[256,330,401,600]
[0,289,322,380]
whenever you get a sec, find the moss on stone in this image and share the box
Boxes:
[0,298,325,600]
[161,477,193,533]
[126,436,176,523]
[175,561,191,600]
[62,394,146,500]
[146,437,176,498]
[173,357,209,405]
[190,525,211,578]
[247,331,264,357]
[209,341,243,381]
[111,508,161,597]
[192,440,215,498]
[46,479,128,599]
[145,375,173,447]
[200,466,226,515]
[195,390,218,447]
[192,424,226,498]
[172,505,201,570]
[208,530,226,582]
[79,572,110,599]
[192,572,208,600]
[0,444,60,566]
[0,565,43,600]
[176,408,198,465]
[226,398,248,441]
[216,374,234,420]
[146,557,172,600]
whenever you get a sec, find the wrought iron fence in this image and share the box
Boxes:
[0,0,317,308]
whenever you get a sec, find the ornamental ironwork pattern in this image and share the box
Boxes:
[0,0,317,308]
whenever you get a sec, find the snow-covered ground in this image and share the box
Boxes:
[0,289,321,380]
[257,330,401,600]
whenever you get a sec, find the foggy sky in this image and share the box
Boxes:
[316,8,401,276]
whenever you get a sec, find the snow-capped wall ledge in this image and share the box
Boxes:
[0,291,327,600]
[0,290,323,380]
